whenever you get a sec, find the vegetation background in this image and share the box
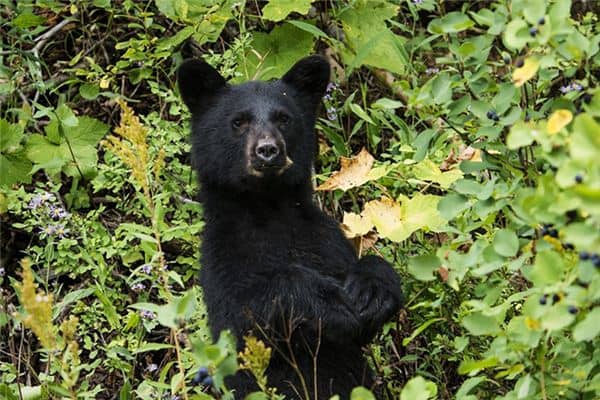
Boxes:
[1,0,600,399]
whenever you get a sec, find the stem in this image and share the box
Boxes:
[173,328,189,400]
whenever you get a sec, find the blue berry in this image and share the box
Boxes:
[538,17,545,25]
[552,294,560,303]
[530,27,538,37]
[201,376,213,387]
[579,251,590,261]
[486,110,497,120]
[568,305,578,314]
[575,174,583,183]
[192,367,210,385]
[539,295,547,305]
[591,254,600,267]
[548,228,558,238]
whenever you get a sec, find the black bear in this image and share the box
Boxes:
[177,55,402,400]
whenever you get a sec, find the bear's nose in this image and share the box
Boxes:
[255,139,280,163]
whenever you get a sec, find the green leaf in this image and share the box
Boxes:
[350,387,376,400]
[503,18,530,50]
[79,83,100,100]
[400,376,438,400]
[243,23,314,80]
[0,151,32,186]
[56,104,78,127]
[438,193,470,220]
[286,20,328,39]
[506,121,535,149]
[573,308,600,341]
[428,12,475,34]
[540,305,575,331]
[408,254,441,282]
[523,250,566,287]
[261,0,313,22]
[462,312,501,335]
[0,119,24,151]
[570,114,600,162]
[12,12,46,29]
[492,229,519,257]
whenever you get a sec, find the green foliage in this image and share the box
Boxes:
[1,0,600,399]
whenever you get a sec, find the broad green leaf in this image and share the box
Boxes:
[503,18,530,50]
[0,152,31,186]
[492,229,519,257]
[540,305,575,331]
[338,1,407,74]
[11,12,45,28]
[506,121,535,149]
[350,387,375,400]
[428,12,474,34]
[79,83,100,100]
[462,312,501,335]
[524,250,565,286]
[0,119,24,151]
[286,20,328,39]
[400,376,438,400]
[458,357,499,375]
[56,104,78,127]
[438,193,470,220]
[573,308,600,341]
[570,114,600,162]
[408,254,441,282]
[261,0,313,22]
[243,23,314,80]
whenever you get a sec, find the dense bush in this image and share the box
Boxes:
[1,0,599,399]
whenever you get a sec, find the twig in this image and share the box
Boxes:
[31,18,73,56]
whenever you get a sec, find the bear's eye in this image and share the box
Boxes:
[277,114,291,127]
[231,118,244,129]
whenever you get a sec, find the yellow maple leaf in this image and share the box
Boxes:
[341,212,373,238]
[546,109,573,134]
[513,58,540,87]
[317,148,375,191]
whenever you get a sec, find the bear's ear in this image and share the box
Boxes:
[177,59,227,113]
[281,55,330,106]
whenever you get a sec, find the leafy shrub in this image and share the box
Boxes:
[1,0,599,399]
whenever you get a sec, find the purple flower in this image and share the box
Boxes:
[425,67,440,75]
[413,0,424,4]
[131,282,146,292]
[28,195,43,209]
[42,225,56,235]
[0,267,5,277]
[560,82,584,94]
[141,264,152,274]
[48,205,69,220]
[140,309,156,319]
[326,82,338,93]
[323,93,332,101]
[54,224,69,238]
[326,107,338,121]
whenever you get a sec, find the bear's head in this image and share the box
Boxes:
[177,55,330,193]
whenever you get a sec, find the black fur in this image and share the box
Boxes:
[178,55,402,400]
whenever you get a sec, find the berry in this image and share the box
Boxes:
[582,93,592,104]
[540,224,550,235]
[579,251,590,260]
[516,59,525,68]
[563,243,574,250]
[538,17,545,25]
[548,228,558,238]
[486,110,497,120]
[539,295,547,305]
[552,294,561,303]
[493,114,500,121]
[591,254,600,267]
[567,305,578,314]
[529,27,538,37]
[201,376,214,387]
[192,367,210,385]
[575,174,583,184]
[503,56,511,64]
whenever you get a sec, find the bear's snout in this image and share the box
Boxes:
[247,128,292,177]
[255,138,280,163]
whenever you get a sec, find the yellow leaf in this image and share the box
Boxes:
[512,58,540,87]
[317,148,375,191]
[342,212,373,238]
[363,198,403,240]
[546,109,573,134]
